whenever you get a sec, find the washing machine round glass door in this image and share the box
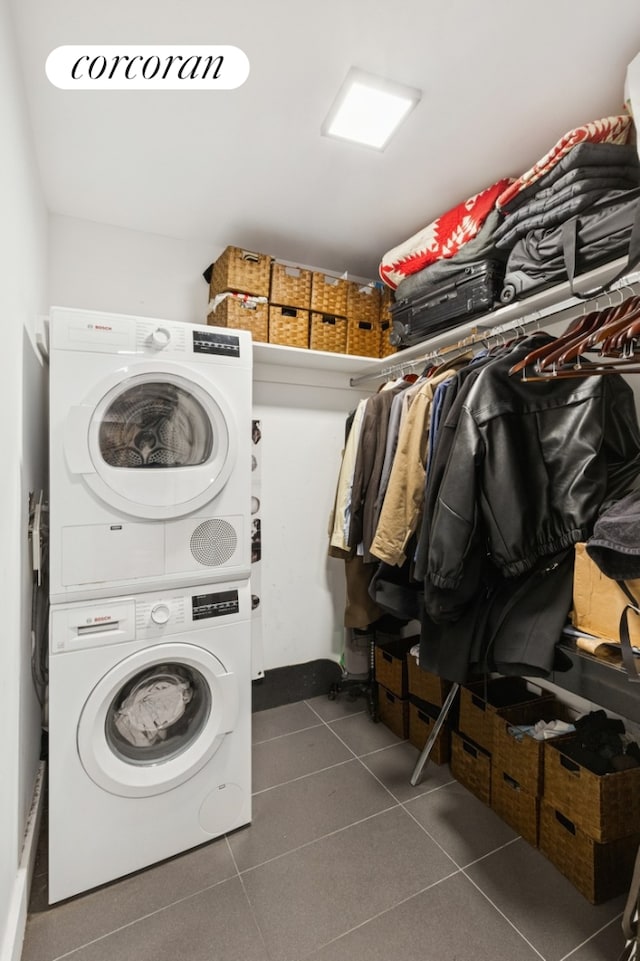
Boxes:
[64,364,238,519]
[77,642,238,797]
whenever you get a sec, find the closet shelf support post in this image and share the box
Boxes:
[410,682,460,786]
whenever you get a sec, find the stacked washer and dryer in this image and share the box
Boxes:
[47,307,254,903]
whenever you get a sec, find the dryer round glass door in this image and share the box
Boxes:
[77,642,238,797]
[64,364,239,519]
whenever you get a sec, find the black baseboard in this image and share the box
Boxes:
[251,659,342,712]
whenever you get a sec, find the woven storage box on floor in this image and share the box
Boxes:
[377,685,409,739]
[347,318,381,358]
[374,637,415,698]
[268,306,310,349]
[408,700,451,764]
[309,313,348,353]
[492,697,574,797]
[539,801,640,904]
[407,655,452,709]
[208,245,272,298]
[491,766,540,847]
[543,737,640,842]
[310,272,348,316]
[207,297,269,342]
[270,263,312,309]
[346,281,381,325]
[451,731,491,806]
[458,678,551,755]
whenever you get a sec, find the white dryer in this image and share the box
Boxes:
[49,306,253,602]
[48,580,251,903]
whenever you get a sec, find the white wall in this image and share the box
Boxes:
[49,214,355,671]
[0,1,49,958]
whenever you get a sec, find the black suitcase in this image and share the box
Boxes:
[391,260,505,348]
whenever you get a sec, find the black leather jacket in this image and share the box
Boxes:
[419,334,640,621]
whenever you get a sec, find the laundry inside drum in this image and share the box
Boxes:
[99,382,214,467]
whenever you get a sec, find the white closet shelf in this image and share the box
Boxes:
[349,255,640,385]
[252,341,380,375]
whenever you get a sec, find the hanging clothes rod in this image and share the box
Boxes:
[349,261,640,388]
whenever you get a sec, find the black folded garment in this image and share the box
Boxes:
[499,142,640,215]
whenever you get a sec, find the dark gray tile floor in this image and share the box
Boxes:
[22,695,628,961]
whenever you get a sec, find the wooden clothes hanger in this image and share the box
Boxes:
[508,292,640,376]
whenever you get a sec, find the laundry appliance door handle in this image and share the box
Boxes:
[64,405,96,475]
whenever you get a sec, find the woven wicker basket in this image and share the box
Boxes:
[491,766,540,847]
[543,737,640,842]
[346,281,381,325]
[408,702,451,764]
[310,272,348,316]
[539,801,640,903]
[209,245,272,298]
[451,731,492,806]
[309,313,347,353]
[407,657,452,709]
[346,318,381,358]
[268,306,309,349]
[208,297,269,342]
[377,685,409,739]
[270,263,312,309]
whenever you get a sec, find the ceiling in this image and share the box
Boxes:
[10,0,640,281]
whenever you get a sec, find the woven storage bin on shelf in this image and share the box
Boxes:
[309,313,348,354]
[270,263,312,309]
[346,281,381,325]
[346,318,381,357]
[539,801,640,904]
[268,306,309,349]
[377,685,409,739]
[543,737,640,842]
[408,701,451,764]
[451,731,491,806]
[209,245,272,298]
[491,766,540,847]
[310,272,348,316]
[207,297,269,342]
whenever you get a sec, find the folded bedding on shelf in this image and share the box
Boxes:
[379,177,513,290]
[495,113,634,211]
[393,210,504,302]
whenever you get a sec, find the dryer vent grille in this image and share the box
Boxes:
[190,519,238,567]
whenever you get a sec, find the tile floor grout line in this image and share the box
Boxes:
[224,835,274,960]
[236,803,401,876]
[291,867,464,960]
[556,912,624,961]
[460,865,548,961]
[252,755,357,796]
[45,874,241,961]
[252,721,325,746]
[399,799,470,872]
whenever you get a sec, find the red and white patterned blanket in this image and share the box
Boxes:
[379,112,634,291]
[379,178,512,290]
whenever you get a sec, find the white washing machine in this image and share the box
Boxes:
[48,580,252,903]
[48,306,253,603]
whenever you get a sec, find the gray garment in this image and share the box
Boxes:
[371,388,408,539]
[500,142,640,214]
[494,179,640,251]
[393,209,503,302]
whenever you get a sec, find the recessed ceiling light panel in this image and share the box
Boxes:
[322,68,421,150]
